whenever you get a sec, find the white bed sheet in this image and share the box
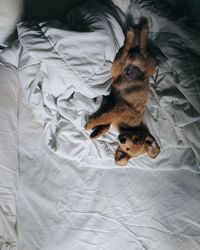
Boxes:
[0,63,18,250]
[17,89,200,250]
[0,0,200,249]
[2,0,199,167]
[17,85,200,250]
[0,0,22,46]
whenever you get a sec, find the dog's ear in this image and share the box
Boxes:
[144,136,160,159]
[115,146,131,166]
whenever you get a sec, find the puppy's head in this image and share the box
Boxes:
[115,127,160,166]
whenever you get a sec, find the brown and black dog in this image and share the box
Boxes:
[85,21,160,166]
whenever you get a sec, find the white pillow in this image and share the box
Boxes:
[0,0,23,46]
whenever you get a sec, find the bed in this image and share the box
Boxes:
[0,0,200,249]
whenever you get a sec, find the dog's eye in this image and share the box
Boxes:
[126,148,129,151]
[119,137,126,144]
[145,140,152,146]
[133,138,139,144]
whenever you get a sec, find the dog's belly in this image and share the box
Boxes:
[123,65,144,81]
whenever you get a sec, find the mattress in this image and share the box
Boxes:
[0,0,200,249]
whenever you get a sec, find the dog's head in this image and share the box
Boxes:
[115,127,160,166]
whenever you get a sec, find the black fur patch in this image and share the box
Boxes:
[123,65,144,81]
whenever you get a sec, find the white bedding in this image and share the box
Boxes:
[0,63,18,250]
[0,0,22,46]
[0,0,200,249]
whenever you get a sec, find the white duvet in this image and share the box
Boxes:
[0,0,200,249]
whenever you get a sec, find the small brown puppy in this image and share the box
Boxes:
[85,21,160,166]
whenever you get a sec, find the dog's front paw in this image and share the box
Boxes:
[145,136,160,159]
[115,146,130,166]
[84,121,93,131]
[90,129,101,140]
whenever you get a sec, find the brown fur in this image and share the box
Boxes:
[85,21,160,166]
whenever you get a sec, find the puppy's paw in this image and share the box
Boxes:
[140,17,149,30]
[115,146,130,166]
[90,129,101,140]
[84,121,93,131]
[90,125,110,140]
[145,136,160,159]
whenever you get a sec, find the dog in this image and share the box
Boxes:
[85,20,160,166]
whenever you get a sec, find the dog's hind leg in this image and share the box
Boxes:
[112,28,136,78]
[124,28,136,52]
[140,22,157,77]
[140,21,149,51]
[89,124,111,139]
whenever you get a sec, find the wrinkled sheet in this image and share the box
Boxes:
[0,62,200,250]
[0,63,18,250]
[0,0,200,249]
[0,0,22,46]
[2,0,200,166]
